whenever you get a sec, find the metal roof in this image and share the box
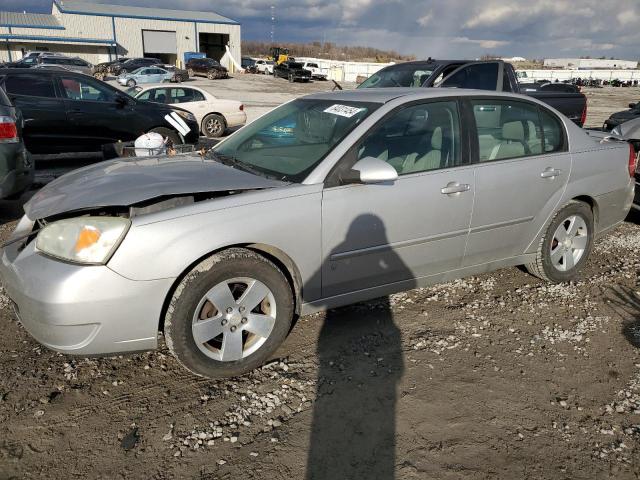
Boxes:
[54,0,239,25]
[0,11,64,29]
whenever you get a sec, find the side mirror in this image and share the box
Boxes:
[351,157,398,184]
[115,95,130,107]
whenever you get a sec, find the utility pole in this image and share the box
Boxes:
[270,6,275,44]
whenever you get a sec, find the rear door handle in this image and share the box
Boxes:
[540,167,562,178]
[441,182,471,195]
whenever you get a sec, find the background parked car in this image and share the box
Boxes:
[113,57,161,76]
[186,57,229,80]
[0,68,198,154]
[93,57,131,79]
[241,56,256,70]
[0,82,33,199]
[273,61,312,82]
[604,101,640,131]
[131,84,246,138]
[36,56,93,76]
[254,59,275,74]
[153,64,189,83]
[117,67,174,87]
[300,61,328,80]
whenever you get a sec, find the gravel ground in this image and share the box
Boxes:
[1,81,640,479]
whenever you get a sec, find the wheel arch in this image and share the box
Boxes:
[571,194,599,227]
[158,243,303,332]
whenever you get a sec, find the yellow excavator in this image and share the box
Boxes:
[269,47,289,65]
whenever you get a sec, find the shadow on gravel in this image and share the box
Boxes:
[605,286,640,348]
[305,214,413,480]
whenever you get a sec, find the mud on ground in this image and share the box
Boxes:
[0,211,639,479]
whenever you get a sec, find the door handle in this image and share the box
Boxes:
[540,167,562,179]
[441,182,471,195]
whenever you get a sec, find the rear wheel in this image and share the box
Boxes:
[164,248,294,378]
[126,79,136,87]
[207,71,217,80]
[525,201,594,283]
[288,74,294,83]
[188,68,194,77]
[202,114,226,138]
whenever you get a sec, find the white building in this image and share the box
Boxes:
[543,58,638,70]
[0,0,241,67]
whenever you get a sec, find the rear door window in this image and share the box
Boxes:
[470,99,543,161]
[4,74,56,98]
[59,76,116,102]
[540,109,565,153]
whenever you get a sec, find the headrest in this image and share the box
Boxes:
[502,121,525,142]
[431,127,442,150]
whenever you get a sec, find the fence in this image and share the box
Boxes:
[517,69,640,83]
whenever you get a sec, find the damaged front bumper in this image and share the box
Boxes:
[0,216,175,355]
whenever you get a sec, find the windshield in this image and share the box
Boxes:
[359,65,434,88]
[211,98,379,182]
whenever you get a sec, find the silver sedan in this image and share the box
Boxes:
[0,89,635,377]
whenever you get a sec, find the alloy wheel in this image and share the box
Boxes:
[550,215,588,271]
[192,277,277,361]
[205,117,223,136]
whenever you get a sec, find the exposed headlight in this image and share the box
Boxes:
[36,217,130,265]
[174,110,196,122]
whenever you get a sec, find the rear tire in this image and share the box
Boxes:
[288,74,294,83]
[202,114,226,138]
[126,79,136,87]
[207,71,216,80]
[525,201,594,283]
[164,248,294,378]
[149,126,182,145]
[188,68,194,77]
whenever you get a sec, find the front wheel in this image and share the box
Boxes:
[288,74,294,83]
[187,68,194,77]
[164,248,294,378]
[126,79,136,87]
[525,201,594,283]
[149,126,181,145]
[207,71,217,80]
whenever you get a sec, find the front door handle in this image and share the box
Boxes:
[441,182,471,195]
[540,167,562,179]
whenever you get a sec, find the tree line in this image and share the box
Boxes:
[242,40,416,63]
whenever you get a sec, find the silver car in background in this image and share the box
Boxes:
[36,55,93,75]
[0,89,634,378]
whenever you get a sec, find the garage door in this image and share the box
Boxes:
[142,30,177,54]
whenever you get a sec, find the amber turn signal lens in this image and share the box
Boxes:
[75,227,101,252]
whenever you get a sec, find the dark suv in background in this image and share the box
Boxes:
[186,58,229,79]
[113,57,161,75]
[0,69,198,155]
[0,82,33,199]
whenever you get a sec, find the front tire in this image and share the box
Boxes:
[126,79,136,87]
[149,126,181,145]
[164,248,294,378]
[525,201,594,283]
[289,74,294,83]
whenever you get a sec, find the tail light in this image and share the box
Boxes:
[239,104,244,111]
[580,101,588,127]
[628,143,637,177]
[0,116,18,143]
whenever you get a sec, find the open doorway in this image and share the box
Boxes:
[199,33,229,60]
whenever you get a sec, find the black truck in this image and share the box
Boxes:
[274,61,312,82]
[359,59,588,126]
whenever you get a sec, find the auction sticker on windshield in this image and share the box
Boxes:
[324,104,364,118]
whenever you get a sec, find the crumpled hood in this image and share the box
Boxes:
[25,154,287,220]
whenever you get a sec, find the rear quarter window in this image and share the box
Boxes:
[4,74,56,98]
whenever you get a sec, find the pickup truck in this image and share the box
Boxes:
[300,61,328,80]
[273,61,312,82]
[359,59,588,126]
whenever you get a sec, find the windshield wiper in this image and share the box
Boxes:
[210,152,281,180]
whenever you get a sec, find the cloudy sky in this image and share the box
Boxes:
[5,0,640,59]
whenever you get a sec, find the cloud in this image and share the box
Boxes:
[4,0,640,60]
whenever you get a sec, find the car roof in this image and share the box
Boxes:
[304,87,540,104]
[135,83,206,92]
